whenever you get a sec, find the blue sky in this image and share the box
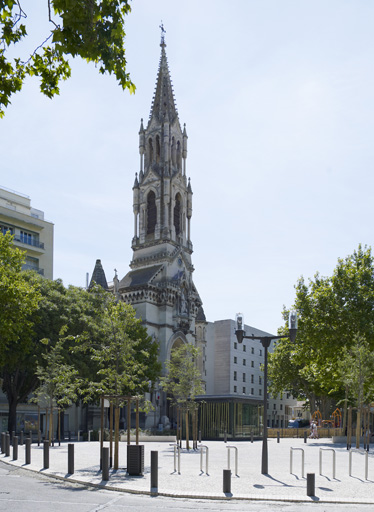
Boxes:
[2,1,374,334]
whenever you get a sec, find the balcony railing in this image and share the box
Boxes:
[13,235,45,249]
[22,264,44,275]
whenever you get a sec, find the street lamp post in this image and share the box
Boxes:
[235,311,297,475]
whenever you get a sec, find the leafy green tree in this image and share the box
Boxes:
[0,232,41,432]
[269,245,374,417]
[74,291,161,468]
[32,336,82,443]
[1,0,135,117]
[337,335,374,447]
[0,232,40,357]
[1,270,102,434]
[160,343,204,449]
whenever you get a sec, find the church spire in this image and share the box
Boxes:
[149,27,178,125]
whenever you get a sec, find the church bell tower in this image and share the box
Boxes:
[118,33,203,368]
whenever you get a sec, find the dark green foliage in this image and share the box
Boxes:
[0,0,135,117]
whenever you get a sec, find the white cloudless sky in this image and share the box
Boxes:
[2,0,374,334]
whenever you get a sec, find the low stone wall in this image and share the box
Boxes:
[120,435,176,443]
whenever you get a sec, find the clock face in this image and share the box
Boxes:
[178,257,183,267]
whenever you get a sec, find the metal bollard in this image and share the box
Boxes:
[25,438,31,465]
[199,430,202,443]
[5,433,10,457]
[68,443,74,474]
[223,469,231,493]
[251,431,254,443]
[224,431,227,443]
[43,440,49,469]
[200,445,209,474]
[13,436,18,460]
[20,431,24,446]
[304,430,307,443]
[277,431,280,443]
[150,450,158,494]
[1,432,5,453]
[307,473,315,496]
[102,446,109,481]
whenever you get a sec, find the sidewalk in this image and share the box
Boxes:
[2,437,373,504]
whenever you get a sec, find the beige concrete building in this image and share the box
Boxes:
[0,186,54,279]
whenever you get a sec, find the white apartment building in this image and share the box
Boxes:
[0,186,53,279]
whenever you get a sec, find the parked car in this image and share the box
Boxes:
[287,419,310,429]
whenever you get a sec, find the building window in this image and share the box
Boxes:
[243,345,246,352]
[273,403,276,410]
[280,404,283,411]
[251,388,254,395]
[234,356,237,364]
[251,347,254,354]
[267,403,269,409]
[0,224,14,235]
[259,376,262,385]
[251,361,254,368]
[233,371,237,381]
[243,387,246,394]
[259,349,262,356]
[147,191,157,234]
[243,359,246,366]
[251,374,254,383]
[243,373,246,382]
[234,386,237,393]
[259,389,262,396]
[234,342,237,349]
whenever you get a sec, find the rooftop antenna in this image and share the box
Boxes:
[160,21,166,45]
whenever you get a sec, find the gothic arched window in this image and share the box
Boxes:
[147,191,157,234]
[174,193,182,236]
[156,135,161,163]
[171,137,176,165]
[148,138,153,165]
[177,140,181,169]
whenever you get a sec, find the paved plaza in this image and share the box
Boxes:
[1,437,373,504]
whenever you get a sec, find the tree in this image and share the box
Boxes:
[0,0,135,117]
[0,232,41,432]
[32,336,82,444]
[1,270,103,434]
[74,291,161,468]
[160,343,205,449]
[337,335,374,447]
[0,232,40,357]
[268,245,374,417]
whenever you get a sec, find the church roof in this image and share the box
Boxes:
[149,41,178,124]
[196,305,206,322]
[89,259,108,290]
[118,264,163,290]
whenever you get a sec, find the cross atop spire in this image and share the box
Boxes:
[160,21,166,47]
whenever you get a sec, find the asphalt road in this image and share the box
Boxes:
[1,460,373,512]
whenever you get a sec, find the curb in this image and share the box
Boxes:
[2,457,374,505]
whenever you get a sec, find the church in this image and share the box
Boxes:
[90,34,297,436]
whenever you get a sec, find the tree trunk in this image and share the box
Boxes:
[185,410,189,450]
[7,397,18,434]
[114,405,119,470]
[342,387,348,433]
[356,407,361,449]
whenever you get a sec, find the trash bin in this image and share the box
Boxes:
[127,445,144,476]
